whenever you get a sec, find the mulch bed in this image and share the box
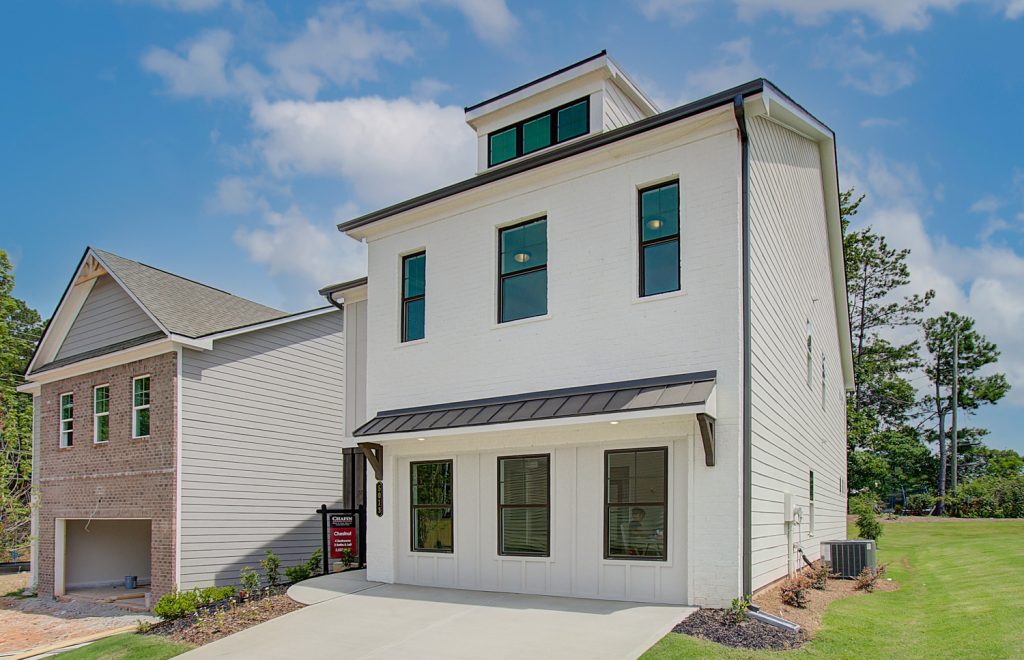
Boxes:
[673,609,805,651]
[145,591,302,647]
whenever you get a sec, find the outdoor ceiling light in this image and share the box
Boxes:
[513,250,531,264]
[646,217,664,231]
[609,421,620,425]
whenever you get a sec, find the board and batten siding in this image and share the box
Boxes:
[747,116,847,591]
[602,80,648,130]
[55,275,161,360]
[179,311,345,589]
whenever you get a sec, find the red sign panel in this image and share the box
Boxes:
[329,513,358,560]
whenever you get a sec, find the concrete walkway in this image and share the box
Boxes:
[184,571,693,659]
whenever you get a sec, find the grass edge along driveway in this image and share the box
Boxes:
[643,518,1024,659]
[56,632,193,659]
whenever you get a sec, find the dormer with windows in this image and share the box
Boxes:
[465,51,659,173]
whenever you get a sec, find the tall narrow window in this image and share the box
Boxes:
[605,448,667,560]
[809,470,816,535]
[401,252,426,342]
[499,218,547,323]
[93,385,109,443]
[821,355,827,409]
[498,455,549,556]
[59,392,74,448]
[806,321,814,388]
[411,460,453,553]
[133,376,150,438]
[639,181,680,297]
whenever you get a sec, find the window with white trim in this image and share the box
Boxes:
[59,392,74,448]
[806,320,813,388]
[821,354,827,410]
[133,375,151,438]
[809,470,816,536]
[94,384,109,443]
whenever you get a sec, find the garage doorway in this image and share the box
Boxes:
[55,519,152,609]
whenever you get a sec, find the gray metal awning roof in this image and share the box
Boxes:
[353,371,716,437]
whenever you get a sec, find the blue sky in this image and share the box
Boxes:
[3,0,1023,450]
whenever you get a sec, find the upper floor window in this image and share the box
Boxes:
[809,470,816,535]
[401,252,426,342]
[411,460,454,553]
[821,355,827,409]
[498,455,550,557]
[605,447,668,561]
[488,97,590,167]
[59,392,74,448]
[806,321,814,388]
[133,375,150,438]
[639,181,681,297]
[499,218,548,323]
[93,384,109,443]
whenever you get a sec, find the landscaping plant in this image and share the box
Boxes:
[284,563,311,584]
[809,561,830,590]
[260,549,282,588]
[780,576,810,608]
[153,590,202,620]
[239,566,260,595]
[727,595,751,622]
[855,564,888,593]
[851,494,883,541]
[905,493,935,515]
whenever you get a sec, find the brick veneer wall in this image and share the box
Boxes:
[35,351,177,599]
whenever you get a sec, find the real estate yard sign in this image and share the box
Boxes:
[329,513,358,560]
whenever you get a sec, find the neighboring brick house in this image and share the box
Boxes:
[21,248,346,601]
[321,52,853,607]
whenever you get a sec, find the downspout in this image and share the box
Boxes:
[733,94,753,597]
[323,292,346,313]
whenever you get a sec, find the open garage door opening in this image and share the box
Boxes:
[56,519,152,610]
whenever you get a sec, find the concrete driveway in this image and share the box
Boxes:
[184,571,693,659]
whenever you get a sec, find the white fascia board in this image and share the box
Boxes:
[27,274,97,374]
[351,402,709,444]
[187,306,340,345]
[337,285,367,304]
[169,334,213,351]
[21,338,177,388]
[606,55,659,115]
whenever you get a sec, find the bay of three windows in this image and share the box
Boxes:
[399,179,681,341]
[488,98,590,168]
[58,375,150,448]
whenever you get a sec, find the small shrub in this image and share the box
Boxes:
[136,619,153,633]
[240,566,260,594]
[285,563,311,584]
[851,494,883,541]
[153,590,201,620]
[727,595,751,622]
[809,561,830,590]
[855,563,888,592]
[339,548,355,567]
[261,549,282,588]
[780,576,810,608]
[306,548,323,574]
[197,585,236,605]
[905,493,935,515]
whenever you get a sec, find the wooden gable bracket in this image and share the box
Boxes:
[358,442,384,482]
[696,413,716,467]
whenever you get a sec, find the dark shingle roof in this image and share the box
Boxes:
[354,371,716,437]
[93,249,287,338]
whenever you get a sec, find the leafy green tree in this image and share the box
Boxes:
[922,312,1010,513]
[982,448,1024,478]
[0,249,45,557]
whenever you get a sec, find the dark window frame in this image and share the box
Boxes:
[487,97,591,167]
[401,251,426,343]
[497,217,548,324]
[410,459,454,554]
[603,447,669,561]
[497,454,551,558]
[637,180,681,298]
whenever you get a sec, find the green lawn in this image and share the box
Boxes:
[643,518,1024,659]
[58,633,193,659]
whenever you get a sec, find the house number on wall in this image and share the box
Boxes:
[376,481,384,517]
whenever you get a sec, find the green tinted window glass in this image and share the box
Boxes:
[403,253,425,298]
[404,298,425,342]
[640,183,679,242]
[489,128,517,166]
[500,269,547,322]
[500,219,547,274]
[642,241,680,296]
[94,386,109,414]
[96,415,109,443]
[136,408,150,437]
[522,115,551,154]
[556,100,588,141]
[134,377,150,407]
[411,461,453,553]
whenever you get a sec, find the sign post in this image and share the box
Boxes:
[316,504,366,575]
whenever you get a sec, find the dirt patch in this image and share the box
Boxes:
[0,571,29,595]
[146,593,302,647]
[673,609,804,651]
[752,571,897,637]
[0,595,157,654]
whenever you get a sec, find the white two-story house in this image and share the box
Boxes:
[322,51,853,607]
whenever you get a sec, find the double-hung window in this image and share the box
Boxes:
[498,455,550,556]
[59,393,74,448]
[605,448,667,560]
[498,218,547,323]
[401,252,426,342]
[411,460,453,553]
[487,97,590,167]
[133,375,150,438]
[93,385,109,443]
[638,181,681,297]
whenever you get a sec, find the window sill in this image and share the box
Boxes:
[395,338,428,349]
[601,558,671,567]
[491,313,551,330]
[58,445,73,450]
[132,435,150,440]
[632,288,686,305]
[93,440,108,445]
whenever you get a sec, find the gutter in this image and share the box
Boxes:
[733,95,753,597]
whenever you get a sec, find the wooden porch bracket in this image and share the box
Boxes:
[358,442,384,481]
[696,413,716,467]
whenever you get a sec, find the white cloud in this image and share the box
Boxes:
[129,0,226,11]
[250,96,476,206]
[970,194,1004,214]
[411,77,452,101]
[141,30,266,99]
[1007,0,1024,18]
[821,43,917,96]
[234,204,367,289]
[370,0,519,44]
[860,117,905,128]
[208,176,267,214]
[267,7,414,99]
[635,0,708,23]
[844,151,1024,405]
[647,37,763,108]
